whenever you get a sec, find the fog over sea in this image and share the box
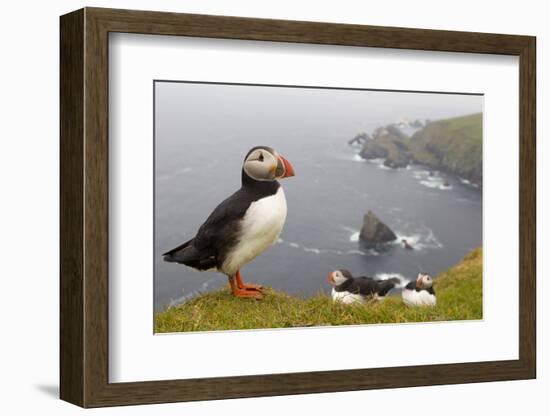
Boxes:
[154,82,482,312]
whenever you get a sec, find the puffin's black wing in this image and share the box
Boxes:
[373,277,401,296]
[162,187,259,270]
[345,276,377,295]
[351,276,400,296]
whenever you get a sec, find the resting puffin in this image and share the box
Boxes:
[327,269,400,304]
[402,273,437,307]
[163,146,295,300]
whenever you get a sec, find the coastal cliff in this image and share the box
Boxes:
[356,113,482,186]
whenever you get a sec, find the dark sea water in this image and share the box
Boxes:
[154,82,483,312]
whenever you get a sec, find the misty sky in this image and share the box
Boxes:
[155,81,482,151]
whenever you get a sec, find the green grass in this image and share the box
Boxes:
[409,113,482,183]
[155,248,482,333]
[357,113,483,184]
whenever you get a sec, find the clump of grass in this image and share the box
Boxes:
[155,248,482,333]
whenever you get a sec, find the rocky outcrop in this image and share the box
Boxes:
[359,211,397,250]
[348,132,370,146]
[353,114,482,186]
[358,124,412,168]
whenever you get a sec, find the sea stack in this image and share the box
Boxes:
[359,210,397,250]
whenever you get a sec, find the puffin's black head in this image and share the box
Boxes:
[242,146,295,182]
[327,269,353,286]
[416,273,433,289]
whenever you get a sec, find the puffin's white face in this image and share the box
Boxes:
[416,273,433,289]
[243,147,295,182]
[327,269,351,286]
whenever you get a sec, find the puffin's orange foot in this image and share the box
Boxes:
[231,287,264,300]
[239,282,264,291]
[229,274,264,300]
[235,270,263,292]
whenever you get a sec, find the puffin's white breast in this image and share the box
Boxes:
[402,288,436,307]
[222,187,287,275]
[331,289,385,304]
[331,289,365,305]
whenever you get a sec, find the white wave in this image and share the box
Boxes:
[459,177,480,188]
[456,197,481,206]
[282,237,377,257]
[303,247,322,254]
[367,158,385,165]
[333,152,366,162]
[365,158,399,170]
[419,179,452,190]
[412,169,431,178]
[374,273,408,288]
[369,158,392,170]
[422,228,444,249]
[167,276,220,308]
[336,248,379,257]
[366,158,390,169]
[413,169,455,190]
[156,167,193,182]
[349,231,360,242]
[345,249,369,256]
[394,228,443,251]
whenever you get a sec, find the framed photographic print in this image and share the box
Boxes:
[60,7,536,408]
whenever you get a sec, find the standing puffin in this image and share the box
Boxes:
[327,269,400,304]
[163,146,295,300]
[402,273,436,307]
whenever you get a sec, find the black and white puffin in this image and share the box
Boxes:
[402,273,437,307]
[327,269,400,304]
[162,146,295,300]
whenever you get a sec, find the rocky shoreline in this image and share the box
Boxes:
[352,113,482,187]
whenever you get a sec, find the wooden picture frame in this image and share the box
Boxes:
[60,7,536,408]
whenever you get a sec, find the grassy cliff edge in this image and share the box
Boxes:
[358,113,483,184]
[155,248,482,333]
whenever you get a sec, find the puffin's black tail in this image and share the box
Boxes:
[162,238,218,271]
[376,277,401,296]
[162,239,194,263]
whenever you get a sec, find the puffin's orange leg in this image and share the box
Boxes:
[229,276,263,299]
[235,270,263,291]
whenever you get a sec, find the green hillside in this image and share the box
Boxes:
[358,113,483,185]
[410,113,482,184]
[155,248,483,333]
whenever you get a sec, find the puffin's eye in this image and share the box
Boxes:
[258,152,264,162]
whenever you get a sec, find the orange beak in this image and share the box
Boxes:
[279,156,295,178]
[327,272,334,284]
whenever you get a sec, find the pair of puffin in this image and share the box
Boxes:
[327,269,400,304]
[327,270,436,306]
[163,146,294,300]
